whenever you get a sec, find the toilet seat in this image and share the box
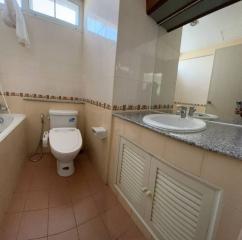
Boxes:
[49,128,82,154]
[49,128,82,177]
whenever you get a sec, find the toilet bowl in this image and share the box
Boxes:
[49,127,82,176]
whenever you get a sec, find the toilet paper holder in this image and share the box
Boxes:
[91,127,107,140]
[42,131,49,147]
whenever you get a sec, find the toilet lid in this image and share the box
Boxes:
[49,128,82,153]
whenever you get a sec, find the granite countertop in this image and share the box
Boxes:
[113,111,242,160]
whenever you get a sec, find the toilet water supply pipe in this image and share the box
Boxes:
[0,84,11,113]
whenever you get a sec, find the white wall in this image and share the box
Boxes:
[0,12,83,97]
[207,45,242,123]
[81,0,119,104]
[174,55,214,105]
[181,1,242,53]
[112,0,159,106]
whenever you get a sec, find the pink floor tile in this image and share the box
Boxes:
[48,228,79,240]
[101,205,132,239]
[118,223,147,240]
[88,177,108,195]
[49,189,72,208]
[0,213,22,240]
[14,173,32,193]
[73,196,99,225]
[77,216,111,240]
[7,193,26,213]
[70,182,91,202]
[17,209,48,240]
[1,153,146,240]
[92,188,118,213]
[24,191,49,211]
[48,205,76,235]
[29,170,51,191]
[49,173,70,191]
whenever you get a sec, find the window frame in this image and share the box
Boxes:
[0,0,82,30]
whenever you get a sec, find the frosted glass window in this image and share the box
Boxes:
[29,0,55,17]
[56,0,79,25]
[29,0,79,26]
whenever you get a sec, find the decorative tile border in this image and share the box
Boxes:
[173,101,206,107]
[112,104,150,111]
[1,91,178,111]
[2,91,113,110]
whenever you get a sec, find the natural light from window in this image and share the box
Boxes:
[29,0,55,17]
[87,17,117,42]
[56,0,79,25]
[29,0,79,26]
[0,0,80,27]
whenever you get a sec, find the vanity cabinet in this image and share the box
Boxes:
[116,137,222,240]
[117,137,151,216]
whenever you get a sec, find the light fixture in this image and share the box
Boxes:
[190,20,199,26]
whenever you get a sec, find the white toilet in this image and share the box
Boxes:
[48,110,82,177]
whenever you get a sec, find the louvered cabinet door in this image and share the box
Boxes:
[145,158,222,240]
[117,138,151,216]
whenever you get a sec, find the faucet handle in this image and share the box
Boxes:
[188,106,196,117]
[235,101,242,116]
[180,106,187,118]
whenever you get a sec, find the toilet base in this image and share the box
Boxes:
[57,160,75,177]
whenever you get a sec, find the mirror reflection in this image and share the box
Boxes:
[151,1,242,125]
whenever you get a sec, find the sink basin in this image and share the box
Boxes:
[143,114,206,133]
[193,112,218,120]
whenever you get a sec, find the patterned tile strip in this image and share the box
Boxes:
[2,91,178,111]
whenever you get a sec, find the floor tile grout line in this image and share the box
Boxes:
[3,153,141,240]
[47,187,50,239]
[70,194,80,240]
[15,184,29,240]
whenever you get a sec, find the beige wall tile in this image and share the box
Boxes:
[0,14,83,97]
[82,0,119,104]
[84,103,112,182]
[113,0,159,106]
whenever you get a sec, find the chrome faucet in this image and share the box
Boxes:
[188,106,196,117]
[235,101,242,117]
[180,106,187,118]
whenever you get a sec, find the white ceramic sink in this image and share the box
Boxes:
[193,112,218,120]
[143,114,206,133]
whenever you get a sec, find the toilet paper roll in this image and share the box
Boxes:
[91,127,107,140]
[42,131,49,148]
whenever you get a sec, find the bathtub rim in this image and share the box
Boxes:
[0,114,26,142]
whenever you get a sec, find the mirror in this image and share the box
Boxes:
[151,1,242,125]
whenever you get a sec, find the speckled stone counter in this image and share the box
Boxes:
[113,111,242,160]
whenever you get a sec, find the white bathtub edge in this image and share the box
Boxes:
[0,114,26,142]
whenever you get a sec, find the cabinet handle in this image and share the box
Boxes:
[145,190,153,197]
[142,187,148,192]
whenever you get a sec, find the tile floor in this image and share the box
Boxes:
[0,153,146,240]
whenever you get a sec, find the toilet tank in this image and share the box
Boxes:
[49,110,78,129]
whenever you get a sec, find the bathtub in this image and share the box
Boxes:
[0,114,26,142]
[0,113,27,224]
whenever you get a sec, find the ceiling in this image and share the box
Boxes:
[180,1,242,53]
